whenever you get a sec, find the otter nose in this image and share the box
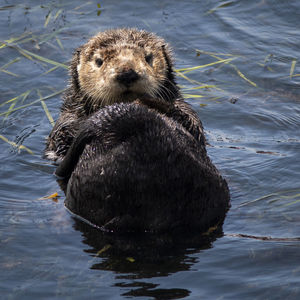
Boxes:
[116,69,139,86]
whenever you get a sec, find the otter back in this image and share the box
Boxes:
[57,103,230,233]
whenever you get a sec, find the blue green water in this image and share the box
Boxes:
[1,1,300,299]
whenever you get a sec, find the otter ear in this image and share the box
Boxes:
[70,46,83,90]
[161,44,180,100]
[161,44,174,71]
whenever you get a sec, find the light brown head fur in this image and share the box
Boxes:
[70,28,180,109]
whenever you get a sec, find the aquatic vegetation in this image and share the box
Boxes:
[290,59,297,77]
[238,188,300,208]
[0,134,34,154]
[37,89,55,127]
[0,89,65,117]
[206,1,236,15]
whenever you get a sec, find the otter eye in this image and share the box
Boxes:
[145,53,153,65]
[95,58,103,67]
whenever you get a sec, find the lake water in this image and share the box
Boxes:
[1,0,300,299]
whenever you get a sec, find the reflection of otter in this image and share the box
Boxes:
[45,28,230,233]
[73,219,221,298]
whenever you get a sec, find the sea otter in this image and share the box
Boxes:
[45,28,230,233]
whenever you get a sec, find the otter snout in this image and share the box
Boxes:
[116,69,140,87]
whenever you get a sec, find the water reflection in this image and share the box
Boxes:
[120,284,190,299]
[74,219,224,299]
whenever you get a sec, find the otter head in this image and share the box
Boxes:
[70,28,180,109]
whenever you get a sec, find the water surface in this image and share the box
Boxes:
[1,0,300,299]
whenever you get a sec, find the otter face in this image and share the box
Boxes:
[73,28,176,107]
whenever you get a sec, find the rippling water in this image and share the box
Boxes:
[1,0,300,299]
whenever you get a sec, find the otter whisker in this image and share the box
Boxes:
[155,82,172,100]
[158,80,178,100]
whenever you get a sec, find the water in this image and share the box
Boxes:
[1,0,300,299]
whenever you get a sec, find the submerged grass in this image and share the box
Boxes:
[3,90,31,121]
[54,9,63,20]
[38,89,55,126]
[206,1,236,14]
[44,11,52,28]
[0,134,34,154]
[55,36,64,50]
[0,90,32,108]
[290,59,297,77]
[196,49,257,87]
[0,69,19,77]
[0,64,20,77]
[176,57,236,74]
[238,188,300,208]
[183,94,204,99]
[177,48,259,100]
[0,31,33,49]
[16,47,68,69]
[0,57,21,75]
[0,89,65,117]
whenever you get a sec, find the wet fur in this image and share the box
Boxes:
[45,28,230,233]
[57,102,229,233]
